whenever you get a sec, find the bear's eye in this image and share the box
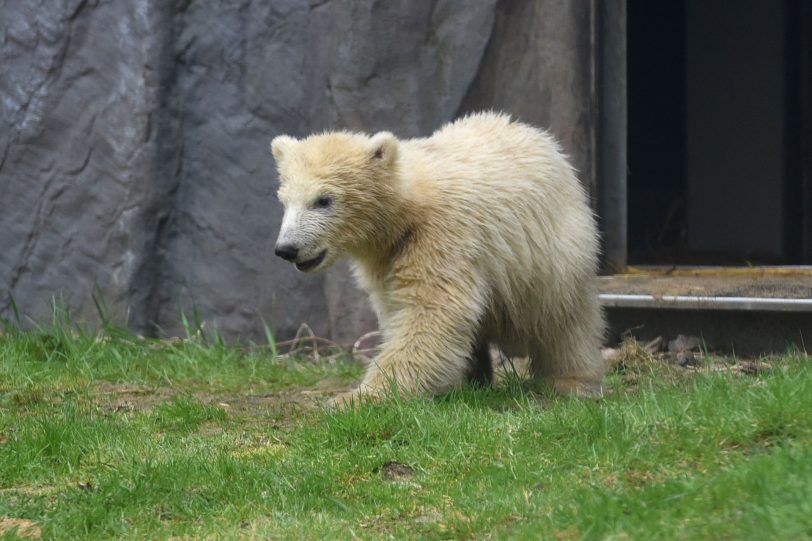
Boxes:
[313,195,333,209]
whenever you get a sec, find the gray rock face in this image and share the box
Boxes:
[1,0,594,343]
[1,0,172,328]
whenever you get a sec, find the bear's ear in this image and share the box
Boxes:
[368,131,398,164]
[270,135,298,163]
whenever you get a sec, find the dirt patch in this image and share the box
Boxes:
[0,517,41,539]
[94,383,169,414]
[201,391,319,432]
[207,388,322,412]
[91,381,355,430]
[379,461,415,482]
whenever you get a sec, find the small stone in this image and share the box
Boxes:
[668,334,703,354]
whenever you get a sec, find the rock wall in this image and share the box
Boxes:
[1,0,595,344]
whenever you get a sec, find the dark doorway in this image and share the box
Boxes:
[627,0,810,265]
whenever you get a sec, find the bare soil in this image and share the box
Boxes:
[0,517,41,539]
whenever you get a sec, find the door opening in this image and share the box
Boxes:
[626,0,809,265]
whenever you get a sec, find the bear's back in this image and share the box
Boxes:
[401,112,582,214]
[398,112,598,301]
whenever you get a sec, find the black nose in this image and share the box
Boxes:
[274,243,299,262]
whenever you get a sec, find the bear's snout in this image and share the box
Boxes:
[274,243,299,262]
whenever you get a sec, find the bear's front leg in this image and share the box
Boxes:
[328,278,485,408]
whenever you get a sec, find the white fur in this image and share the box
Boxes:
[272,112,607,404]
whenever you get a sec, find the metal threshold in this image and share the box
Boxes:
[598,266,812,312]
[600,293,812,312]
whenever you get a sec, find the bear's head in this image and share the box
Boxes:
[270,130,400,272]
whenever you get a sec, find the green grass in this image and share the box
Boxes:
[1,325,811,540]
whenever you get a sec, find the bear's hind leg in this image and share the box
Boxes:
[528,313,605,398]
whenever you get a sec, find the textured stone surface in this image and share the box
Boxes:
[1,0,518,342]
[2,0,598,343]
[0,0,173,328]
[461,0,597,200]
